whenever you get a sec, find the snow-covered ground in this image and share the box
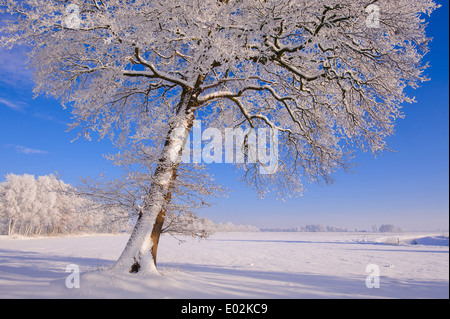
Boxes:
[0,232,448,299]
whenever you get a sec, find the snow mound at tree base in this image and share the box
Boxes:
[51,267,195,299]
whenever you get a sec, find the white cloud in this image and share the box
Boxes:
[5,144,49,155]
[0,47,33,87]
[32,112,67,125]
[0,97,27,112]
[0,97,66,125]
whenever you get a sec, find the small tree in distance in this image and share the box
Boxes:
[378,224,403,233]
[0,0,438,274]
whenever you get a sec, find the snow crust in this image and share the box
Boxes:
[0,232,448,299]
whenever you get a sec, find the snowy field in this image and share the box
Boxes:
[0,232,448,299]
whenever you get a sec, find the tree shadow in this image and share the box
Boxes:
[0,249,114,280]
[158,262,449,299]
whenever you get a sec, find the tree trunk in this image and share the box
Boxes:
[150,192,171,267]
[112,87,197,274]
[18,219,23,235]
[8,218,14,236]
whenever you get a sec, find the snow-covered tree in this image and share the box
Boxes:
[378,224,403,233]
[0,0,438,274]
[0,174,38,235]
[35,175,60,235]
[0,173,128,235]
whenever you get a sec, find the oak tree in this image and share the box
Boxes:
[0,0,437,274]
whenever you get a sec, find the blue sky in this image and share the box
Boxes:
[0,3,448,231]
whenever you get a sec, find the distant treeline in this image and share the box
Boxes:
[260,224,403,233]
[0,173,260,236]
[0,173,404,236]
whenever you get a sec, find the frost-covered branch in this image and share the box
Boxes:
[123,47,193,88]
